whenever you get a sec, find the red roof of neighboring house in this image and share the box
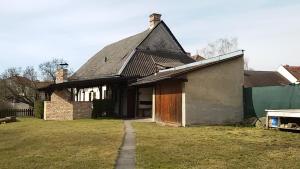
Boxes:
[284,65,300,81]
[191,54,205,61]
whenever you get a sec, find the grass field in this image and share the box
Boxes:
[0,118,123,169]
[133,122,300,169]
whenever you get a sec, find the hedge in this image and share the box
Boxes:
[92,99,114,118]
[34,101,44,119]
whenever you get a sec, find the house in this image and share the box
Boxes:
[277,65,300,84]
[191,54,205,61]
[41,13,245,126]
[244,65,300,87]
[41,13,195,120]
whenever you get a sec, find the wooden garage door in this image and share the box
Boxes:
[155,81,182,124]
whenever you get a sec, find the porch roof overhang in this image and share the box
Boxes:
[38,76,133,91]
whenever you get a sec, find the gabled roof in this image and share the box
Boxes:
[70,29,151,80]
[70,21,188,80]
[283,65,300,81]
[121,49,195,77]
[244,71,290,88]
[131,50,244,86]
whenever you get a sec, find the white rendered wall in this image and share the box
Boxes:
[277,66,298,84]
[76,86,107,101]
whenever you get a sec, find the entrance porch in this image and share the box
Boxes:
[41,76,154,120]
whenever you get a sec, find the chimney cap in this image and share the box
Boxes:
[149,13,162,29]
[59,63,69,69]
[149,13,162,17]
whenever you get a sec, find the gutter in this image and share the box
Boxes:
[159,50,244,73]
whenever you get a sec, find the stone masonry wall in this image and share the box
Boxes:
[44,90,73,120]
[44,89,92,120]
[73,102,92,119]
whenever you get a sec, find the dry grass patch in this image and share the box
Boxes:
[133,122,300,169]
[0,118,123,169]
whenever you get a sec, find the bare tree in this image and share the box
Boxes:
[198,38,238,58]
[39,58,65,82]
[1,58,74,107]
[244,57,250,70]
[1,67,39,107]
[23,66,38,81]
[0,79,9,108]
[198,38,251,70]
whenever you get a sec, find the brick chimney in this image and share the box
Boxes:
[55,68,68,84]
[149,13,161,29]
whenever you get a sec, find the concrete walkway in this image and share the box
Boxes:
[115,120,136,169]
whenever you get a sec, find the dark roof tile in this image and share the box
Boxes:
[121,50,195,77]
[70,29,151,80]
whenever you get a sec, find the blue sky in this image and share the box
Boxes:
[1,0,300,74]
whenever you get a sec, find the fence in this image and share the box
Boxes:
[244,85,300,119]
[0,109,34,118]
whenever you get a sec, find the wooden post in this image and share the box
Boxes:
[99,86,102,100]
[76,88,80,102]
[135,87,139,118]
[119,87,123,116]
[70,88,74,101]
[106,85,110,100]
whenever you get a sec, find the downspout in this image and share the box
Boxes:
[152,87,156,122]
[182,82,186,127]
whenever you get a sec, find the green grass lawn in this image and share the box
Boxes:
[0,118,123,169]
[133,122,300,169]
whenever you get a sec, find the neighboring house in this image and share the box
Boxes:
[41,13,245,126]
[1,76,52,109]
[191,54,205,61]
[243,70,300,122]
[244,70,290,88]
[277,65,300,84]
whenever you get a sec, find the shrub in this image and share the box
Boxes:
[0,101,12,109]
[92,99,114,118]
[34,101,44,119]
